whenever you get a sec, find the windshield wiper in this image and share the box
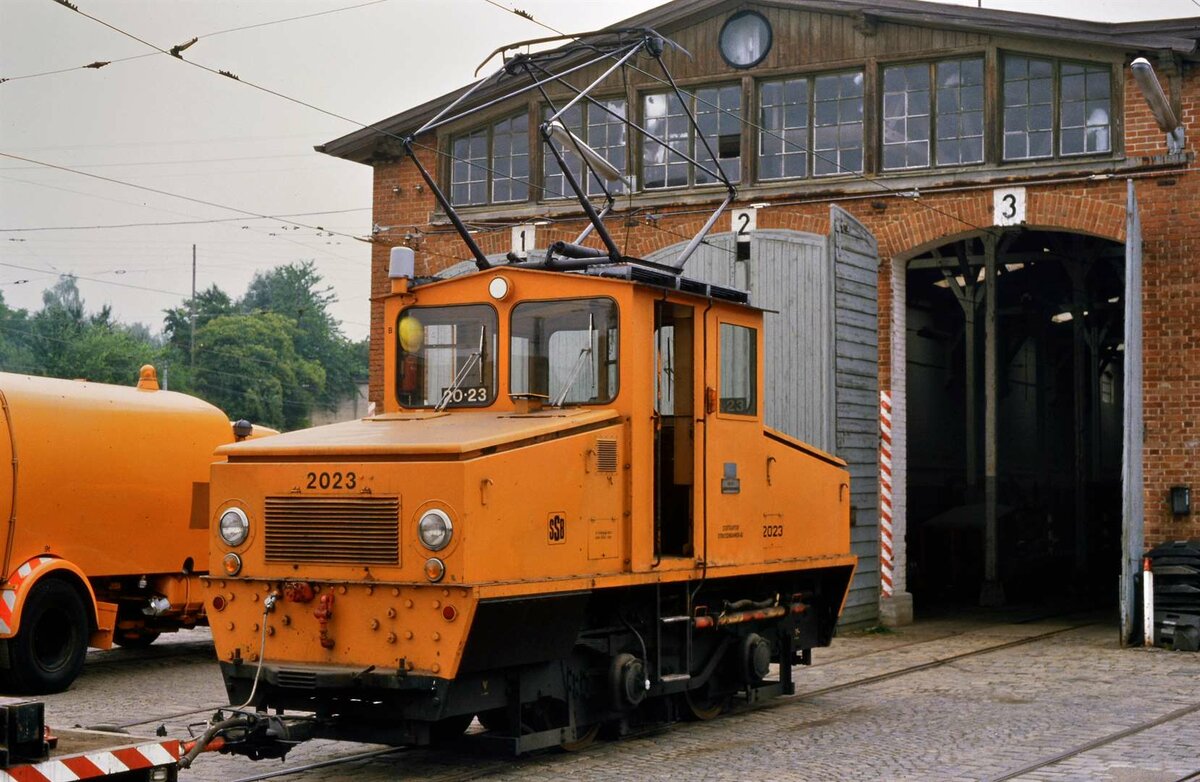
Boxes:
[552,314,595,408]
[435,325,486,412]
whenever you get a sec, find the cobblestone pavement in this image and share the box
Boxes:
[30,610,1200,782]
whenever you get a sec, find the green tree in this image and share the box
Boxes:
[163,284,235,356]
[192,312,325,430]
[238,261,364,411]
[28,277,156,384]
[0,292,33,374]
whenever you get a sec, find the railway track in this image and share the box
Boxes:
[982,699,1200,782]
[213,618,1098,782]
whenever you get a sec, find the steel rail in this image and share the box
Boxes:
[229,746,409,782]
[984,700,1200,782]
[792,621,1098,701]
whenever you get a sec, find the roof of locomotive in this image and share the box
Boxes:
[412,257,753,307]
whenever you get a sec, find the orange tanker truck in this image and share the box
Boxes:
[0,366,272,694]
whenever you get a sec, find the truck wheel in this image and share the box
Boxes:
[6,579,88,694]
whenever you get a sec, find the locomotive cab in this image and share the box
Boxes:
[206,260,855,753]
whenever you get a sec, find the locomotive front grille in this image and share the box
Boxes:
[264,496,400,564]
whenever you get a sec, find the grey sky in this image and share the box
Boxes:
[1,0,1196,342]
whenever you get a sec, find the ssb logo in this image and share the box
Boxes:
[547,512,567,544]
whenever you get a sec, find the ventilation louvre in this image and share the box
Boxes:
[596,438,618,472]
[264,496,400,565]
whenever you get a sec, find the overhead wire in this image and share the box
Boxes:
[477,0,993,236]
[1,0,392,85]
[28,0,991,279]
[0,151,366,243]
[0,207,371,233]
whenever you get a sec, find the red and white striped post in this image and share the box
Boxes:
[1143,557,1155,648]
[880,390,894,599]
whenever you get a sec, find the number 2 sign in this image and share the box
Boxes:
[731,208,756,243]
[993,187,1026,227]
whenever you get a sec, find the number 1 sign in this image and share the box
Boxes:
[993,187,1026,227]
[511,224,536,258]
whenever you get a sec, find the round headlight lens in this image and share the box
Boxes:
[219,508,249,547]
[418,509,453,551]
[424,557,446,583]
[222,552,243,576]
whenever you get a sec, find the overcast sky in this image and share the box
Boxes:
[2,0,1196,342]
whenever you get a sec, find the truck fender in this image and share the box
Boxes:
[0,556,116,649]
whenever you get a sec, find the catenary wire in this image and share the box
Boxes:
[2,0,392,84]
[45,0,989,269]
[478,0,992,236]
[0,151,367,245]
[0,208,371,233]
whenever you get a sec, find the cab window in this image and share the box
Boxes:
[719,323,757,415]
[510,298,618,405]
[396,304,497,408]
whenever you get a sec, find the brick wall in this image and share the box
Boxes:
[366,63,1200,549]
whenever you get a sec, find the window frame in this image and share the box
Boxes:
[447,109,531,208]
[754,68,866,183]
[877,56,987,173]
[394,302,500,410]
[507,295,621,406]
[716,321,758,419]
[539,96,631,202]
[999,51,1116,163]
[640,82,744,191]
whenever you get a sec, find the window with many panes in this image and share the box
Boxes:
[542,99,628,199]
[1003,55,1112,161]
[449,113,529,206]
[881,58,984,171]
[813,72,864,176]
[643,85,741,189]
[758,70,863,179]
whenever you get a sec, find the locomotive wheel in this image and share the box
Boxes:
[559,722,600,752]
[113,629,160,649]
[682,684,730,721]
[5,579,88,694]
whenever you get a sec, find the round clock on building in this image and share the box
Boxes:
[718,10,773,69]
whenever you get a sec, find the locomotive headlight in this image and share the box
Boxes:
[219,508,250,547]
[424,557,446,583]
[417,509,453,551]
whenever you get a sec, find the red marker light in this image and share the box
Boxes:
[212,595,227,612]
[442,605,457,622]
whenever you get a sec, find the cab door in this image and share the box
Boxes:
[652,300,697,562]
[701,307,765,566]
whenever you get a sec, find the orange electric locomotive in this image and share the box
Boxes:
[196,29,855,760]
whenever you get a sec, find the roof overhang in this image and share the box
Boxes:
[316,0,1200,166]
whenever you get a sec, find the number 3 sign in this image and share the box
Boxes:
[993,187,1026,227]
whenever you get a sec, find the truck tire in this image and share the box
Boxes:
[5,579,88,694]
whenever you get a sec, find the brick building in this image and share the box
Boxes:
[320,0,1200,635]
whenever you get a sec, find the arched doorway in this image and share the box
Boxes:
[904,228,1126,609]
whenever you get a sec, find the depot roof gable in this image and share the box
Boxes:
[317,0,1200,166]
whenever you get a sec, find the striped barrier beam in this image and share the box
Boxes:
[0,738,181,781]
